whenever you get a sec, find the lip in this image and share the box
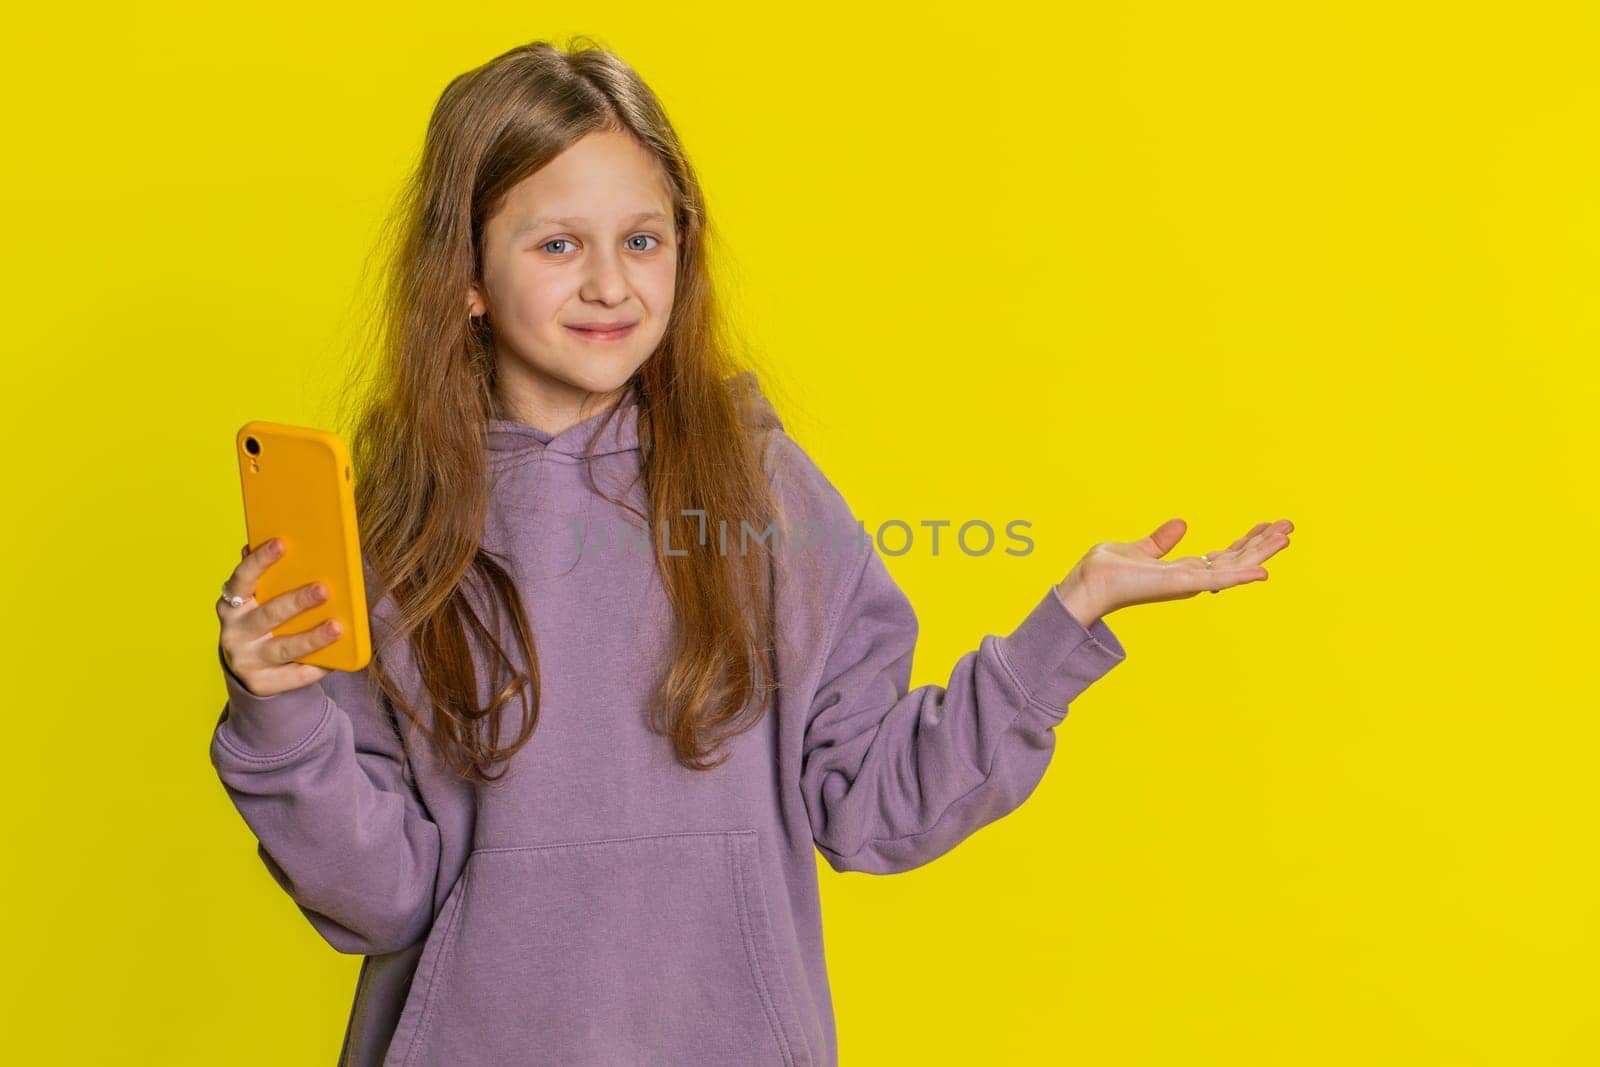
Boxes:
[565,322,638,341]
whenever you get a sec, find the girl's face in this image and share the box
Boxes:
[469,128,678,429]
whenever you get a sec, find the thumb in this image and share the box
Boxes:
[1141,517,1188,559]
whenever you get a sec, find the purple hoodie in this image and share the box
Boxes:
[209,374,1127,1065]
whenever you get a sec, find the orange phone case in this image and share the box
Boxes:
[235,420,371,672]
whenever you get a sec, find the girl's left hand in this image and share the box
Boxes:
[1055,517,1294,625]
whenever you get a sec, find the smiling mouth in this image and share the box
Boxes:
[565,323,638,341]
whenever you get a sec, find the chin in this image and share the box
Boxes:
[506,335,653,397]
[553,363,641,396]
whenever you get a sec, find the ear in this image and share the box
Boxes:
[466,284,487,318]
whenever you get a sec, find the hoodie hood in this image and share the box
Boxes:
[485,372,782,468]
[486,381,643,463]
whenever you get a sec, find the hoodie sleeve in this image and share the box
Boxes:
[208,644,441,955]
[800,538,1127,875]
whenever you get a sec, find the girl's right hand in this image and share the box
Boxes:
[218,539,343,698]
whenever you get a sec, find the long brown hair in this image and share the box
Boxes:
[332,37,789,783]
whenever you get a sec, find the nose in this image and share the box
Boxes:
[579,245,630,305]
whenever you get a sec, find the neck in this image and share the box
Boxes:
[492,367,630,435]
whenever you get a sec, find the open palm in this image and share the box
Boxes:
[1057,517,1294,621]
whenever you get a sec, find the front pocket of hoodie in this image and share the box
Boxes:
[385,829,809,1067]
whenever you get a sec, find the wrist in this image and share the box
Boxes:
[1053,579,1102,630]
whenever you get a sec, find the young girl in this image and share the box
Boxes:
[209,38,1293,1067]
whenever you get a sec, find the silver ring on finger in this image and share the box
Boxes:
[1200,553,1219,594]
[221,583,247,609]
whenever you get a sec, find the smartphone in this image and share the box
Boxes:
[235,420,372,672]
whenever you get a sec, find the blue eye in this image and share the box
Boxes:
[539,234,660,255]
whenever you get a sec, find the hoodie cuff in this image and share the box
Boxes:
[215,643,332,758]
[994,584,1127,720]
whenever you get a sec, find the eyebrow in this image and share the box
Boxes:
[515,210,670,234]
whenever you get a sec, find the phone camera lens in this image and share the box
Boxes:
[245,437,260,456]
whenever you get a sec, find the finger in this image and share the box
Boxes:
[281,662,332,689]
[225,538,286,603]
[250,659,333,695]
[1256,518,1293,544]
[246,580,332,639]
[1221,566,1269,591]
[1225,523,1270,554]
[1186,562,1270,595]
[1225,519,1290,562]
[261,616,344,665]
[1238,520,1282,555]
[1197,530,1263,569]
[1136,517,1188,559]
[1239,529,1291,567]
[222,544,253,608]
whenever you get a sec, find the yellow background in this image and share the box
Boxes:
[4,2,1595,1063]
